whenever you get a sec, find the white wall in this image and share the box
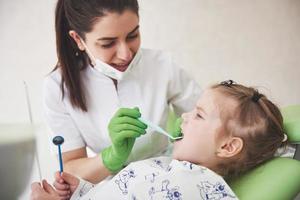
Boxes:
[139,0,300,106]
[0,0,300,125]
[0,0,299,199]
[0,0,299,123]
[0,0,57,123]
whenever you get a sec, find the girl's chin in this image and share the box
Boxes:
[172,151,178,160]
[172,144,181,158]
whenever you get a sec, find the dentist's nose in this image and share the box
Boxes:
[116,43,133,62]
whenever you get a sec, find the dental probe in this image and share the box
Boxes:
[139,117,183,140]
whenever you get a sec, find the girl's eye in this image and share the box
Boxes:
[127,34,138,40]
[101,41,115,49]
[196,113,203,119]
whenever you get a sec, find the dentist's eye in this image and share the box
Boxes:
[126,34,138,41]
[101,41,115,48]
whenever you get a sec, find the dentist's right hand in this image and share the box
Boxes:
[101,107,147,173]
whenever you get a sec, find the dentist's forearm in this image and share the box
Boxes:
[64,155,111,184]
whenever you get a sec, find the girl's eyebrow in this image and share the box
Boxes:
[196,106,207,115]
[97,25,140,41]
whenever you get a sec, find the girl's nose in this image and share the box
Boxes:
[181,113,188,123]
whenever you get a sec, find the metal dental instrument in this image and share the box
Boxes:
[139,117,183,140]
[52,136,64,174]
[24,81,42,182]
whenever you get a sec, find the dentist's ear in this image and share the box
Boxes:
[69,30,85,51]
[216,137,243,158]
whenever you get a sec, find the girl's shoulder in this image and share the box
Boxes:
[126,156,172,170]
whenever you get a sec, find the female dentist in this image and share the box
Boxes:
[44,0,201,187]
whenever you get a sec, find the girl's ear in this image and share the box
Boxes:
[216,137,243,158]
[69,30,85,51]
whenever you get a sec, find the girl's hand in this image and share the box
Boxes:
[53,171,80,199]
[31,180,60,200]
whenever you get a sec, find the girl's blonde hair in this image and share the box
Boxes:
[212,80,287,178]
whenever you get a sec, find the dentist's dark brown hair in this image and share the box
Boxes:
[54,0,139,111]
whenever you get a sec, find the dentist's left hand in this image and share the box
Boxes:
[101,107,147,173]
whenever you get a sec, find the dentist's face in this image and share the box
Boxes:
[84,10,140,71]
[172,89,225,168]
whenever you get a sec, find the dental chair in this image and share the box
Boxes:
[227,104,300,200]
[167,104,300,199]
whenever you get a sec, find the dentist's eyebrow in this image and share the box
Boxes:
[196,106,207,115]
[127,25,139,35]
[97,25,140,41]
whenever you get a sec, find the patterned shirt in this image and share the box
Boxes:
[70,156,238,200]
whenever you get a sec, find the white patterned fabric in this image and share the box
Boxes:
[70,156,238,200]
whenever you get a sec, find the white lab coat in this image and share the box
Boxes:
[43,48,201,162]
[70,156,238,200]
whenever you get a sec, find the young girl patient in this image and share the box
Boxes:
[31,80,287,200]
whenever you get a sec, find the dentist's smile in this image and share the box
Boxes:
[111,63,130,72]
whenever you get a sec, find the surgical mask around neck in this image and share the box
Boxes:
[81,39,142,80]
